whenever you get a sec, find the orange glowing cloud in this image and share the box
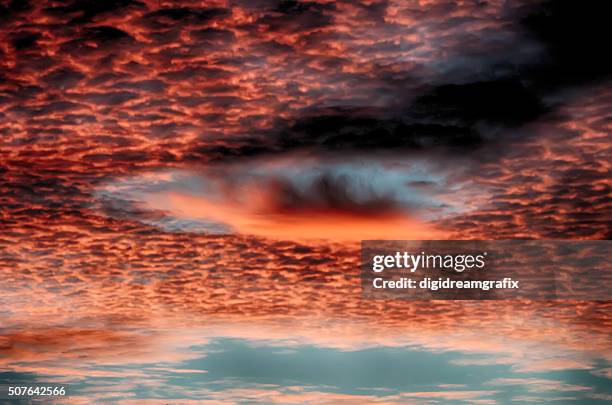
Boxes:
[144,191,444,241]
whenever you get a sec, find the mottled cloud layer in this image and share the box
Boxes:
[0,0,610,403]
[1,0,609,239]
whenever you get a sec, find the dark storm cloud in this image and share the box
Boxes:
[410,78,547,129]
[261,172,400,215]
[0,0,609,240]
[192,89,536,158]
[520,0,611,90]
[197,109,482,158]
[193,75,548,159]
[185,0,609,163]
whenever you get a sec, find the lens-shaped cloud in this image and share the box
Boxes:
[96,156,485,240]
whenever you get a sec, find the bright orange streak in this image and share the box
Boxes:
[143,192,444,241]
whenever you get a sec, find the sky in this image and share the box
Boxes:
[0,0,611,403]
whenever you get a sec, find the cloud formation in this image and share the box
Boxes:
[0,0,610,402]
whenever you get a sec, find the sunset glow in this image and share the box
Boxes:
[1,0,610,403]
